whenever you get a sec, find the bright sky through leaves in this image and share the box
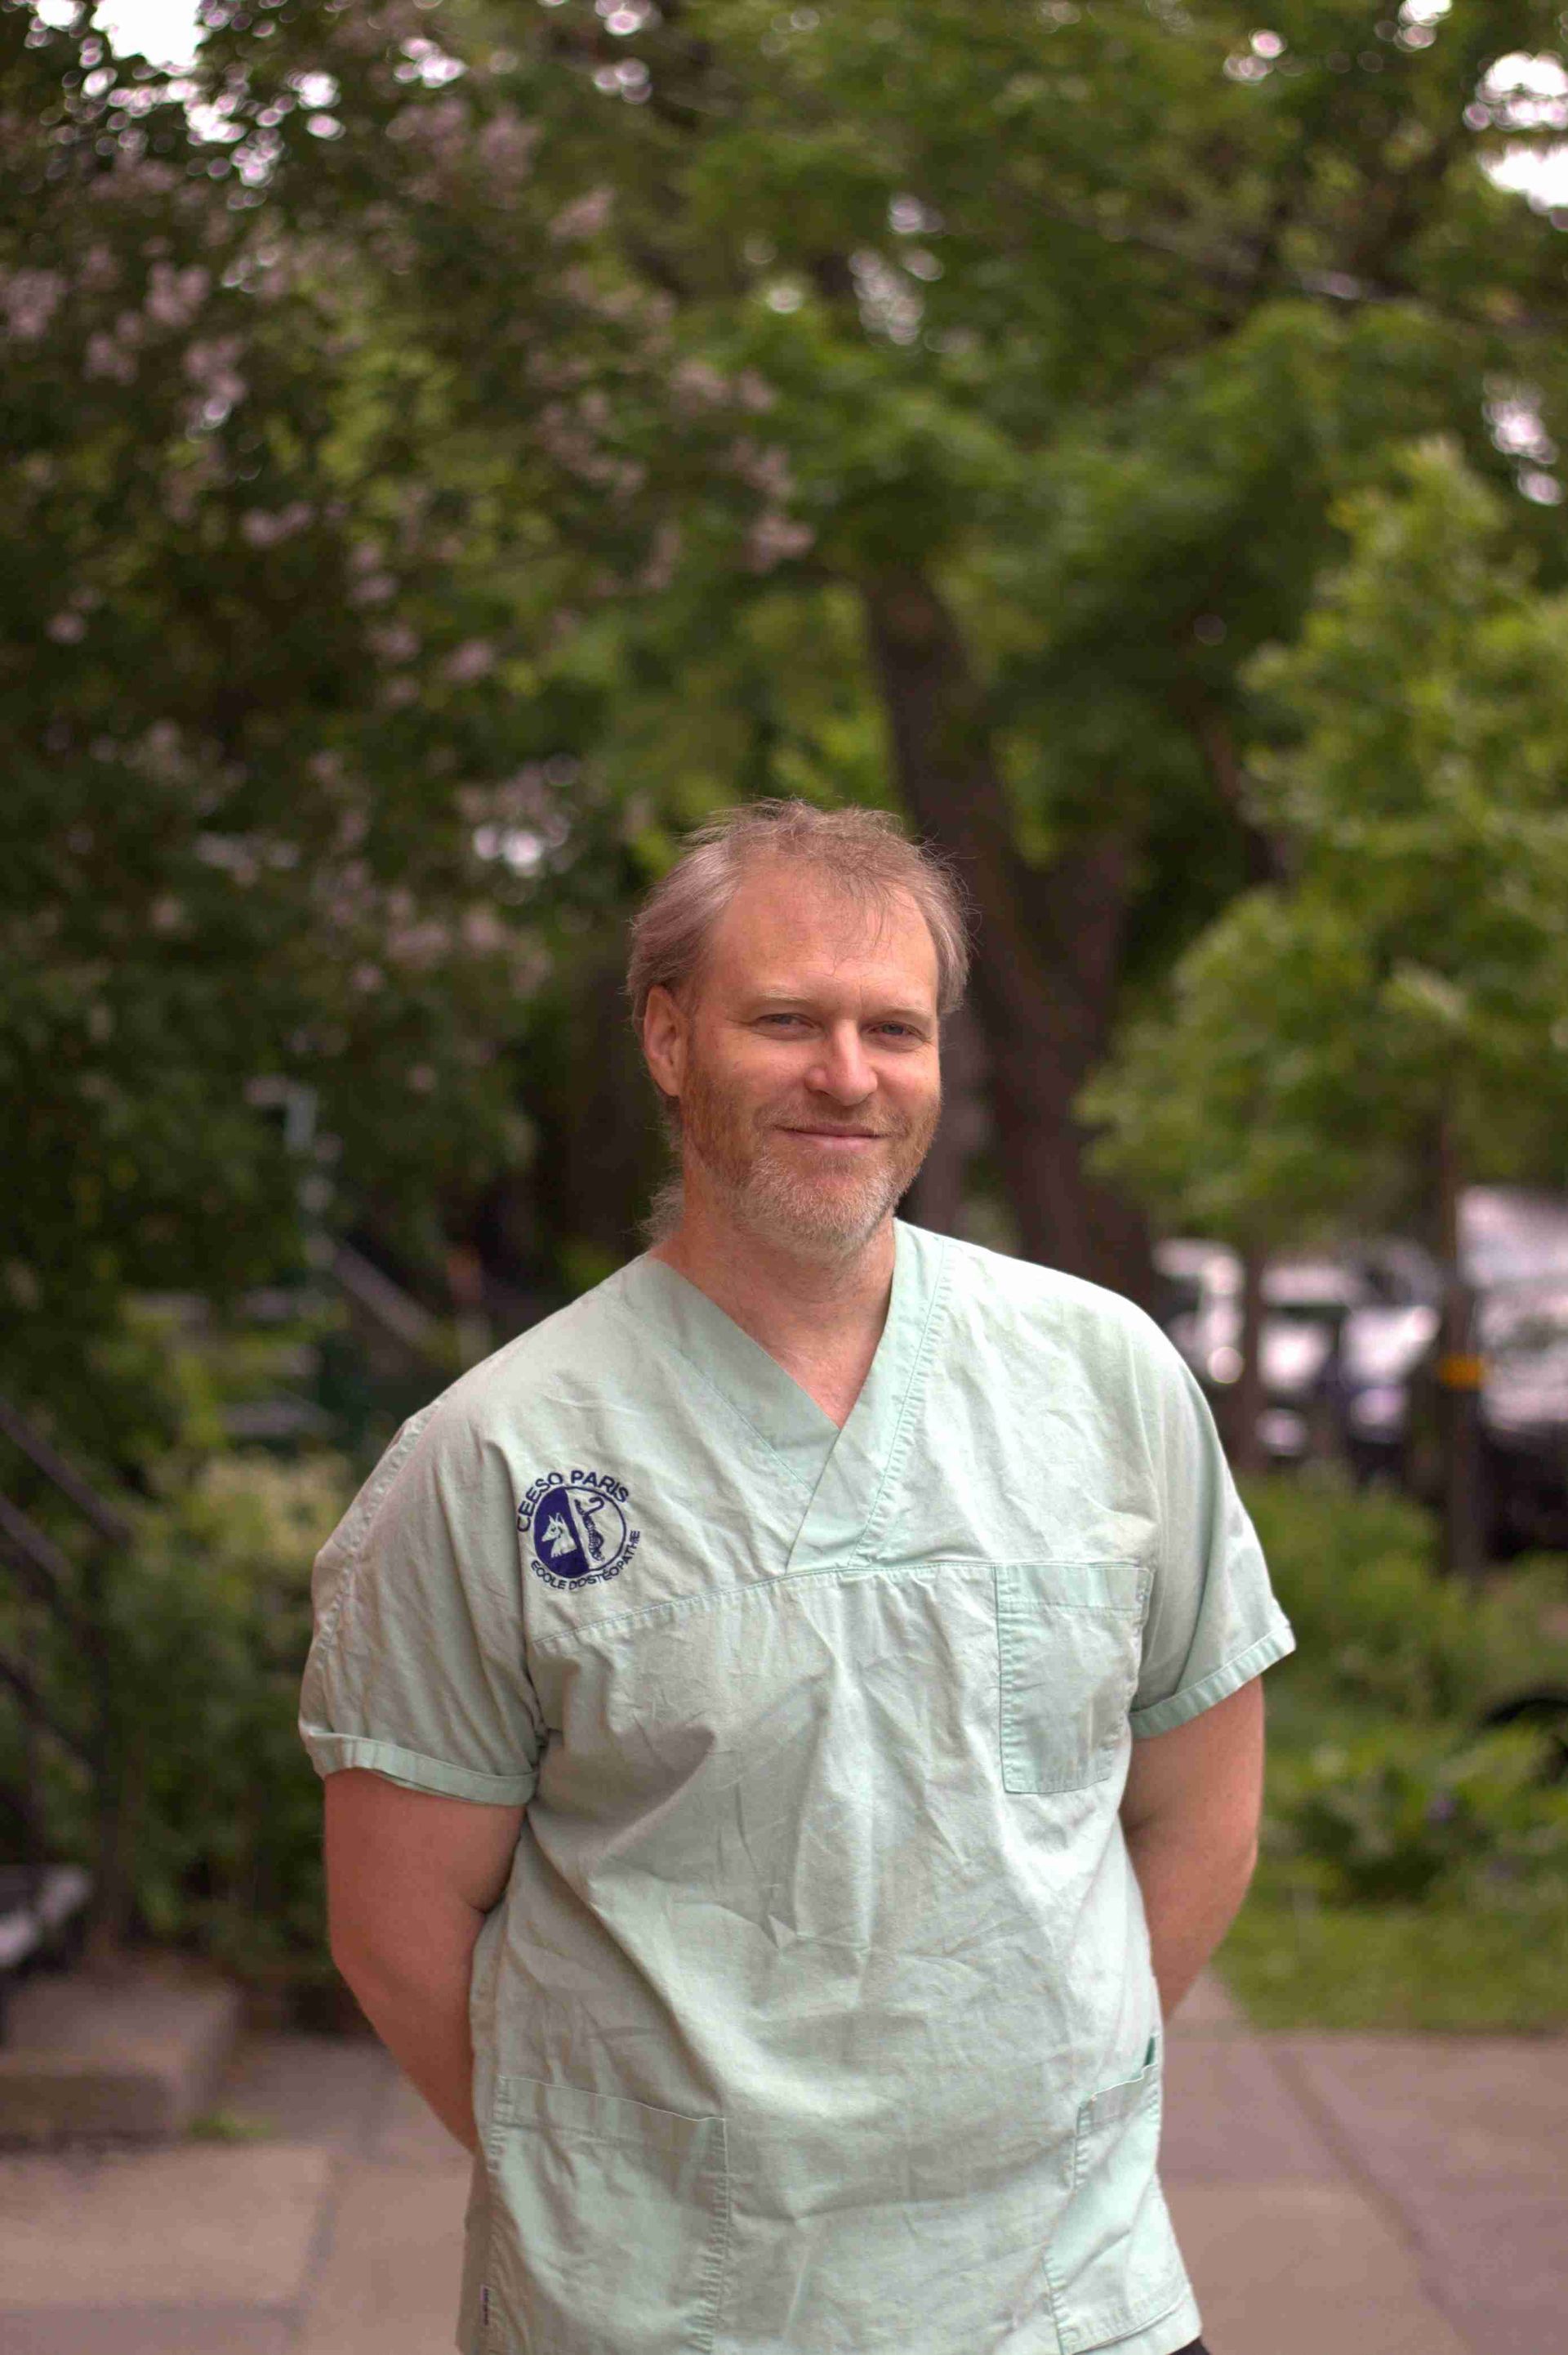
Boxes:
[63,0,1568,227]
[90,0,201,69]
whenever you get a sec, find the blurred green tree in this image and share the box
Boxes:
[180,0,1568,1289]
[7,0,1568,1465]
[0,0,584,1452]
[1085,439,1568,1563]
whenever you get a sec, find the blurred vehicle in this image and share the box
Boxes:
[1156,1198,1568,1560]
[1461,1188,1568,1292]
[1338,1297,1442,1477]
[1350,1193,1568,1531]
[1160,1195,1568,1521]
[1152,1238,1238,1372]
[1154,1239,1373,1463]
[1401,1279,1568,1554]
[1474,1283,1568,1551]
[1336,1243,1443,1480]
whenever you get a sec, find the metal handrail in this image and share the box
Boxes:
[0,1398,130,1544]
[0,1496,97,1648]
[0,1650,96,1764]
[0,1395,127,1986]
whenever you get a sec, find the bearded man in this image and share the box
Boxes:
[302,800,1293,2355]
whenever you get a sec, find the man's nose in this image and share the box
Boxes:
[806,1023,876,1102]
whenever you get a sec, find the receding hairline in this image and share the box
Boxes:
[626,801,971,1033]
[682,852,944,1008]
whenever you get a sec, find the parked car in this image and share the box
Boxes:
[1335,1242,1443,1481]
[1343,1193,1568,1547]
[1160,1197,1568,1522]
[1462,1188,1568,1293]
[1337,1296,1441,1479]
[1402,1282,1568,1554]
[1476,1282,1568,1550]
[1153,1239,1372,1463]
[1152,1238,1241,1380]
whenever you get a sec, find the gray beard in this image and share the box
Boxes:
[646,1132,930,1260]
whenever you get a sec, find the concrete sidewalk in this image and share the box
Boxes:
[1162,1974,1567,2355]
[2,1972,1563,2354]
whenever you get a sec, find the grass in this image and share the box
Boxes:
[186,2107,274,2143]
[1206,1474,1568,2034]
[1218,1876,1568,2034]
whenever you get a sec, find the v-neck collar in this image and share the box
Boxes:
[617,1220,950,1572]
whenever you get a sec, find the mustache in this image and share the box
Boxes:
[770,1114,906,1137]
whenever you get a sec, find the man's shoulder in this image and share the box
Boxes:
[408,1264,642,1447]
[928,1227,1187,1385]
[932,1228,1165,1336]
[310,1276,645,1589]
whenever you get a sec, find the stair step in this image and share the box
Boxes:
[0,1961,243,2142]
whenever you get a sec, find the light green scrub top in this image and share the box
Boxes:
[301,1223,1294,2355]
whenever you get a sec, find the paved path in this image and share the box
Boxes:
[1162,1974,1567,2354]
[2,1972,1564,2353]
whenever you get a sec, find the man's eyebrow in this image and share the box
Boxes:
[745,992,936,1024]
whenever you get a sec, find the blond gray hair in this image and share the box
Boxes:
[626,800,971,1033]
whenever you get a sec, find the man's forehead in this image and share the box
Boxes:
[707,865,938,997]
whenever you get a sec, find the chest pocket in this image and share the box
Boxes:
[994,1559,1150,1795]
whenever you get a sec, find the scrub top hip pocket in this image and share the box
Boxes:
[1044,2033,1188,2353]
[994,1560,1150,1796]
[479,2076,730,2355]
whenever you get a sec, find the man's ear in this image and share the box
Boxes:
[642,983,687,1103]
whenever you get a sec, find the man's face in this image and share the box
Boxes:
[654,860,943,1256]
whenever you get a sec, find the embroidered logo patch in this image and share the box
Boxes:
[519,1467,641,1590]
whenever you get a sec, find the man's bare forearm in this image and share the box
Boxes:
[1117,1680,1266,2019]
[323,1773,524,2155]
[1123,1816,1257,2020]
[333,1904,486,2152]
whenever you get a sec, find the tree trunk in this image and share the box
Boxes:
[902,999,986,1237]
[1223,1246,1269,1474]
[1177,689,1290,885]
[531,947,668,1276]
[861,566,1154,1300]
[1435,1115,1486,1585]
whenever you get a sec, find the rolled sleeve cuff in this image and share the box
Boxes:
[1129,1614,1296,1740]
[301,1725,538,1806]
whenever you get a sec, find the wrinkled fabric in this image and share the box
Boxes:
[301,1224,1294,2355]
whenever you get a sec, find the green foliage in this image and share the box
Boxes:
[0,1,571,1437]
[1247,441,1568,1159]
[1085,440,1568,1246]
[1242,1469,1568,1718]
[1221,1884,1568,2032]
[1265,1723,1568,1903]
[1081,890,1404,1244]
[1216,1473,1568,2027]
[99,1452,348,1988]
[187,2107,275,2143]
[11,0,1568,1363]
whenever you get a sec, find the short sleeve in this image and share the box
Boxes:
[1130,1344,1295,1738]
[300,1394,545,1806]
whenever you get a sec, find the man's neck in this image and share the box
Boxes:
[649,1188,896,1429]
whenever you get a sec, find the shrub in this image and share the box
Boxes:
[19,1452,354,1991]
[114,1452,350,1986]
[1218,1474,1568,2028]
[1266,1720,1568,1905]
[1241,1468,1568,1719]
